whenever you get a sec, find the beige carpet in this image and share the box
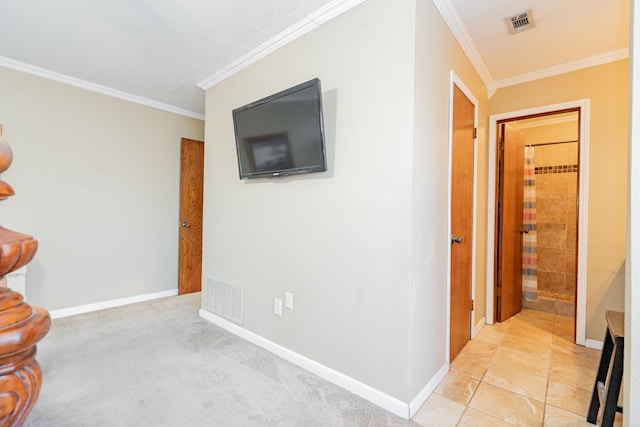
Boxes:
[26,293,415,426]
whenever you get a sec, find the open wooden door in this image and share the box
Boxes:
[450,85,475,361]
[495,124,525,321]
[178,138,204,295]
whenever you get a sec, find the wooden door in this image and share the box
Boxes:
[178,138,204,295]
[450,85,475,361]
[495,124,525,321]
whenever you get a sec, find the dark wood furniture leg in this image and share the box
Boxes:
[587,310,624,426]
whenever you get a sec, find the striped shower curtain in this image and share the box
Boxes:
[522,146,538,301]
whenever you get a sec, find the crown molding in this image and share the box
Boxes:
[431,0,493,92]
[431,0,629,98]
[0,56,205,121]
[489,48,630,94]
[197,0,366,90]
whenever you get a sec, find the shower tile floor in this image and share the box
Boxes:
[523,290,576,316]
[413,309,623,426]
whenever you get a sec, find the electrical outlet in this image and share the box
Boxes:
[285,292,293,309]
[273,298,282,316]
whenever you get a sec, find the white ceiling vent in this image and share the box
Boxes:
[506,9,536,34]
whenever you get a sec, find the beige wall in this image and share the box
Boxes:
[0,66,204,310]
[203,0,415,402]
[202,0,488,405]
[521,119,579,147]
[490,60,628,340]
[410,0,488,398]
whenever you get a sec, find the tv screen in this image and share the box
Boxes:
[232,78,327,179]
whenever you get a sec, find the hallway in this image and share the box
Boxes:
[413,309,622,426]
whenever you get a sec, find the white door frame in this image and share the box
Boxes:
[446,71,479,363]
[486,99,590,346]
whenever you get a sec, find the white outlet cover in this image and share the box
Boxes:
[285,292,293,309]
[274,298,282,316]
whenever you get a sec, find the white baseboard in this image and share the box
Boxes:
[199,308,411,419]
[409,363,448,418]
[49,289,178,319]
[472,316,486,338]
[585,338,604,350]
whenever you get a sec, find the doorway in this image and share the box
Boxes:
[487,100,590,345]
[496,111,580,324]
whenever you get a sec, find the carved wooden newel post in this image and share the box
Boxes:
[0,126,50,426]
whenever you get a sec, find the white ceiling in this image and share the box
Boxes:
[447,0,630,85]
[0,0,630,118]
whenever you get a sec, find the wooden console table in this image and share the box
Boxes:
[0,126,51,426]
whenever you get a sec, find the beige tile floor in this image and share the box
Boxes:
[413,309,623,427]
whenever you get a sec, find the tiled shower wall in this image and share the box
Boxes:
[532,142,579,314]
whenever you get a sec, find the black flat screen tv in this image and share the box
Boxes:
[232,78,327,179]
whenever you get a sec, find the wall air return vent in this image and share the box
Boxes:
[205,277,245,325]
[506,9,535,34]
